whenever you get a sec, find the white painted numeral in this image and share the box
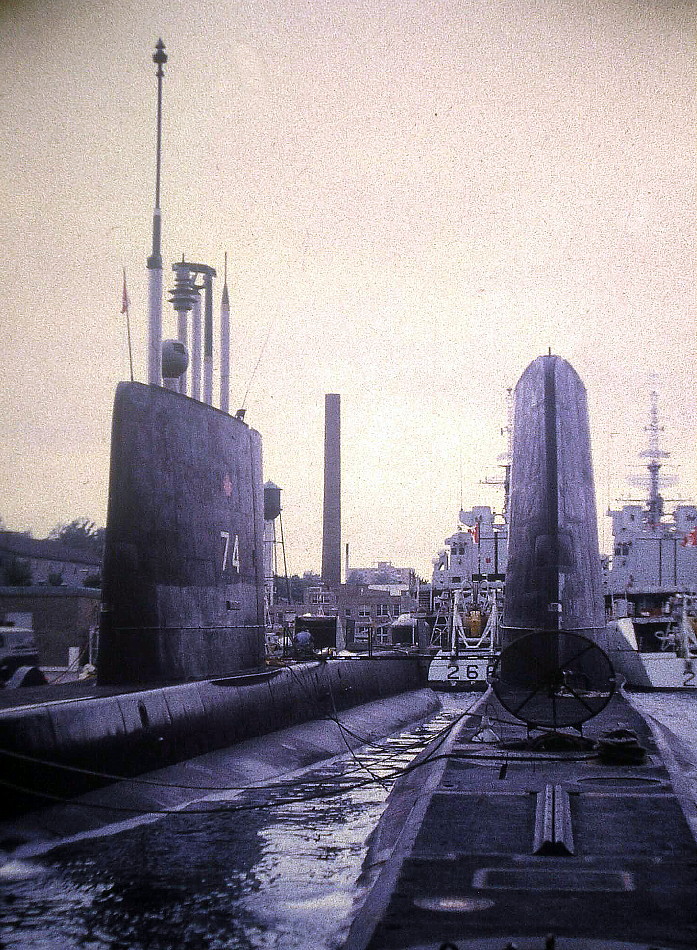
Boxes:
[220,531,240,572]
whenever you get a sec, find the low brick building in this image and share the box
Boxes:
[0,586,101,667]
[0,531,101,587]
[303,583,418,649]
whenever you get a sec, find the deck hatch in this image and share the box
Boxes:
[472,867,634,891]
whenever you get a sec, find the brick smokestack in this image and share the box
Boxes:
[322,393,341,588]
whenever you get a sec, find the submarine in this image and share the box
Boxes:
[0,42,428,818]
[344,355,697,950]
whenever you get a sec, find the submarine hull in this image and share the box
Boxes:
[344,355,697,949]
[98,383,265,685]
[504,355,605,640]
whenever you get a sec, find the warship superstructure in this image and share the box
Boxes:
[602,392,697,687]
[605,392,697,606]
[428,402,511,689]
[428,506,507,688]
[432,505,508,594]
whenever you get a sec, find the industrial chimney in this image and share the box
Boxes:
[322,393,341,588]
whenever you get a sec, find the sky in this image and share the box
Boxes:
[0,0,694,577]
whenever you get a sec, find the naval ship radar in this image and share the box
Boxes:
[490,630,615,730]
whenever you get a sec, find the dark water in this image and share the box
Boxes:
[0,697,475,950]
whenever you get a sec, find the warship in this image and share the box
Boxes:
[344,355,697,950]
[428,501,507,690]
[600,393,697,688]
[428,403,510,690]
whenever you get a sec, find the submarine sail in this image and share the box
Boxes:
[97,382,265,684]
[495,354,612,727]
[503,353,605,644]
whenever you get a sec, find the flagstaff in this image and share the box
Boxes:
[121,268,134,382]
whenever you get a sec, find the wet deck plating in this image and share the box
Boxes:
[345,692,697,950]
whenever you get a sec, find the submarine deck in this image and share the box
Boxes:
[0,669,278,712]
[345,691,697,950]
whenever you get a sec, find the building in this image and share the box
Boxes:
[346,561,414,588]
[0,585,101,667]
[302,582,418,649]
[0,531,102,587]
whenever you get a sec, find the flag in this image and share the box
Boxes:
[681,528,697,547]
[121,269,130,314]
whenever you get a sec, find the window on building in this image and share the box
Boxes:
[358,607,370,618]
[376,625,391,643]
[355,624,370,640]
[376,604,389,617]
[345,608,352,617]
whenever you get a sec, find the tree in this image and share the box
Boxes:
[49,518,105,557]
[274,571,321,604]
[3,557,32,586]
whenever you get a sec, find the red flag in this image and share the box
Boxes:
[682,528,697,547]
[121,269,130,314]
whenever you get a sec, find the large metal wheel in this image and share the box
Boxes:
[491,631,615,729]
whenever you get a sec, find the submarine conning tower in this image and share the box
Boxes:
[502,354,606,651]
[97,383,266,685]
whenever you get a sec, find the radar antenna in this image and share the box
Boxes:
[640,391,669,529]
[491,631,615,730]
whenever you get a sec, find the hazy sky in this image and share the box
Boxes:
[0,0,694,576]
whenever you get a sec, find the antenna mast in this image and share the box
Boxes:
[220,251,231,413]
[147,39,167,386]
[640,391,669,529]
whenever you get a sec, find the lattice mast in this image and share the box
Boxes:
[640,391,669,529]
